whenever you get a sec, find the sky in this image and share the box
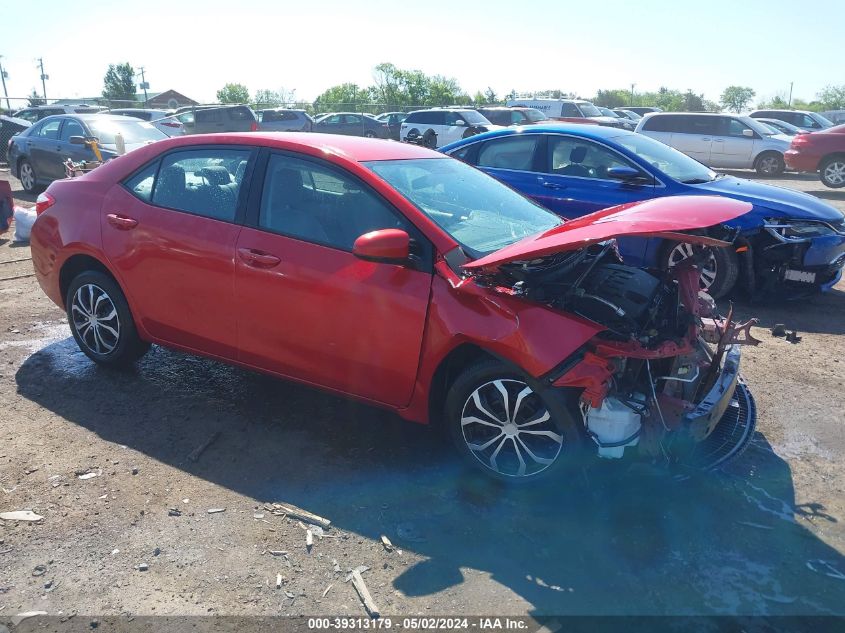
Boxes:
[0,0,842,108]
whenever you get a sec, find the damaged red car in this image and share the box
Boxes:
[30,133,758,481]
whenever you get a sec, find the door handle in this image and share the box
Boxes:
[713,139,724,143]
[238,247,281,268]
[541,181,566,190]
[701,137,711,141]
[106,213,139,230]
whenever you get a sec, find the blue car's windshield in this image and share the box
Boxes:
[365,158,562,255]
[612,133,718,184]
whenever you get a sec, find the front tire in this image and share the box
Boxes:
[754,152,785,176]
[663,242,739,299]
[19,159,38,193]
[444,360,582,482]
[364,130,377,138]
[820,155,845,188]
[66,271,150,367]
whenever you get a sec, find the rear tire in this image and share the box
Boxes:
[754,151,785,176]
[422,129,437,149]
[662,242,739,299]
[364,130,377,138]
[820,155,845,188]
[19,159,38,193]
[66,270,150,367]
[444,359,583,482]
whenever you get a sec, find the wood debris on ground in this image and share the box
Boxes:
[264,502,331,528]
[350,569,380,618]
[187,431,221,463]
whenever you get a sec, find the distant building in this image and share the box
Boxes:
[144,90,197,110]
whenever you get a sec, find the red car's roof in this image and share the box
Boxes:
[164,132,440,162]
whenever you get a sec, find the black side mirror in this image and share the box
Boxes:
[607,166,650,183]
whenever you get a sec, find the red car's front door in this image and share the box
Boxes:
[100,146,253,359]
[234,152,432,407]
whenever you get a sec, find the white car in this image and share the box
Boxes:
[399,109,501,148]
[635,112,791,175]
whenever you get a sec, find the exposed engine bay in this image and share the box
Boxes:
[478,240,760,469]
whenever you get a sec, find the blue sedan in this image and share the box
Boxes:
[441,124,845,298]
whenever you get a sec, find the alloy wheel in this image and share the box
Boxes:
[71,283,121,355]
[823,161,845,186]
[758,155,781,175]
[20,162,35,191]
[667,243,718,291]
[460,379,563,478]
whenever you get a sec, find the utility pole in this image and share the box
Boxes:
[0,56,10,111]
[37,57,48,100]
[630,83,636,106]
[138,66,149,105]
[788,81,794,108]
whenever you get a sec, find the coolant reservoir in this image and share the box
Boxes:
[586,397,642,459]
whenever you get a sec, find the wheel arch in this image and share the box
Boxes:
[59,254,119,309]
[426,343,499,429]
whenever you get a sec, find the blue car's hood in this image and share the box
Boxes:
[693,176,843,223]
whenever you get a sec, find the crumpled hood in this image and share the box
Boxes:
[464,195,752,271]
[694,175,844,222]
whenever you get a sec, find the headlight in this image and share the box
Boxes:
[765,219,840,239]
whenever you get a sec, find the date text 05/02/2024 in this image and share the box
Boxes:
[307,618,530,630]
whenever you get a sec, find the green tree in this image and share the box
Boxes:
[483,87,498,104]
[102,62,136,103]
[817,85,845,110]
[313,83,371,112]
[681,90,705,112]
[216,83,250,104]
[593,89,631,108]
[253,89,283,107]
[27,90,46,107]
[757,94,789,109]
[720,86,756,113]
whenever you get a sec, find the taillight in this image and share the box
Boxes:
[250,121,259,132]
[35,192,55,215]
[791,134,809,147]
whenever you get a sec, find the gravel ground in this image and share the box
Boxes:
[1,167,845,622]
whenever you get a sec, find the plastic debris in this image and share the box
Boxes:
[771,323,787,337]
[12,206,36,243]
[0,510,43,522]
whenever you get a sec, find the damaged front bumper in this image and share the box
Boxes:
[760,225,845,292]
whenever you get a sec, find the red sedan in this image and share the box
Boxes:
[785,124,845,188]
[30,133,757,481]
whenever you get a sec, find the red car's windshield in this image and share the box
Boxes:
[366,157,562,255]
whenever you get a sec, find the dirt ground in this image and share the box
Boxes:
[1,167,845,622]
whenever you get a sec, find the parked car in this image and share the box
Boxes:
[476,107,548,127]
[375,112,408,140]
[755,118,807,136]
[785,124,845,188]
[8,114,168,193]
[399,108,500,148]
[175,105,260,134]
[1,115,31,160]
[442,124,845,298]
[257,109,313,132]
[636,112,791,176]
[749,109,834,131]
[106,108,185,137]
[613,109,643,123]
[626,107,663,116]
[312,112,389,138]
[597,107,635,130]
[12,104,107,123]
[821,110,845,125]
[29,132,758,480]
[506,98,623,127]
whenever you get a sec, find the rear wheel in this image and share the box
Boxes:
[19,159,38,193]
[66,271,150,367]
[754,152,785,176]
[364,130,377,138]
[820,156,845,188]
[445,360,582,482]
[422,129,437,148]
[663,242,739,299]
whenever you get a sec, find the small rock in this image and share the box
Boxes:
[284,590,294,599]
[137,563,149,572]
[32,564,47,577]
[168,508,182,517]
[771,323,787,337]
[111,549,120,556]
[44,580,53,590]
[207,508,225,514]
[153,547,161,557]
[131,467,139,475]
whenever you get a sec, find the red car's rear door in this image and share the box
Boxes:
[234,151,432,407]
[100,146,254,359]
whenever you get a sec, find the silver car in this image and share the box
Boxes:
[106,108,185,137]
[635,112,791,175]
